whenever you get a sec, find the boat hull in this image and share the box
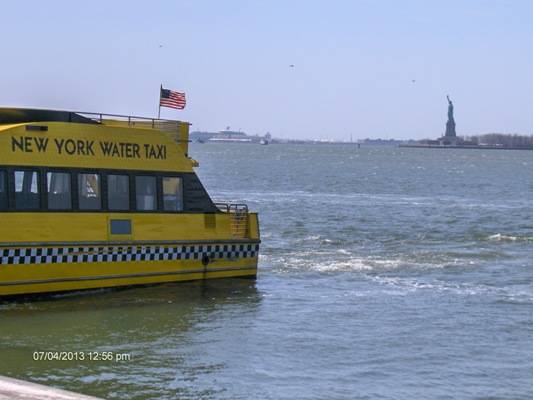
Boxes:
[0,241,259,296]
[0,210,260,297]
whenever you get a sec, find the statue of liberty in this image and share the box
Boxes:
[447,95,454,122]
[444,95,456,137]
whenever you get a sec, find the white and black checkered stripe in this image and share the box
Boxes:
[0,244,259,265]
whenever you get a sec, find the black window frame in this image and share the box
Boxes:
[0,166,223,214]
[0,169,8,210]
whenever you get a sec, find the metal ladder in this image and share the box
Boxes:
[229,205,248,238]
[216,203,249,238]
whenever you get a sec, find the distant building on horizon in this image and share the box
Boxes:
[190,128,271,144]
[358,138,405,146]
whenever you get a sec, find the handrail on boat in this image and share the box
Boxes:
[215,203,249,213]
[75,111,186,126]
[76,112,191,142]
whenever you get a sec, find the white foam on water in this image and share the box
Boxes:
[487,233,533,242]
[263,249,462,275]
[335,249,351,255]
[489,233,518,241]
[305,235,321,241]
[311,258,374,272]
[263,251,373,273]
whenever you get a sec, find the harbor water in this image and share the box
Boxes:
[1,143,533,399]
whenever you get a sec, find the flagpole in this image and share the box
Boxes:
[158,85,162,119]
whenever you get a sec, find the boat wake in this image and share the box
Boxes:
[261,250,467,274]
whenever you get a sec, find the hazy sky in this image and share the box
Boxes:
[2,0,532,140]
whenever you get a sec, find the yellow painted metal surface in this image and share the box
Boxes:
[1,121,195,172]
[0,213,232,243]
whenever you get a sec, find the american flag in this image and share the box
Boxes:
[160,88,186,109]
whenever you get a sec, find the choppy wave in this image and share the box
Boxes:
[488,233,533,242]
[369,275,533,302]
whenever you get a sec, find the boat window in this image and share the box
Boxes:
[108,174,130,211]
[15,170,40,210]
[163,177,184,211]
[47,172,72,210]
[78,173,101,210]
[135,176,157,211]
[0,170,7,210]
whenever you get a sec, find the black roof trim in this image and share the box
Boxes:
[0,108,100,125]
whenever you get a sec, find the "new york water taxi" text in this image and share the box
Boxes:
[11,136,167,159]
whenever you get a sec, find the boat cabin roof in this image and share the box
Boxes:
[0,108,101,125]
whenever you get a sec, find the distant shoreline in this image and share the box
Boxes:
[398,144,533,150]
[192,140,533,150]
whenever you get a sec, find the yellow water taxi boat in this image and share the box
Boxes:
[0,108,260,296]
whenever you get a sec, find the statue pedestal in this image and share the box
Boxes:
[439,135,460,146]
[445,120,456,137]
